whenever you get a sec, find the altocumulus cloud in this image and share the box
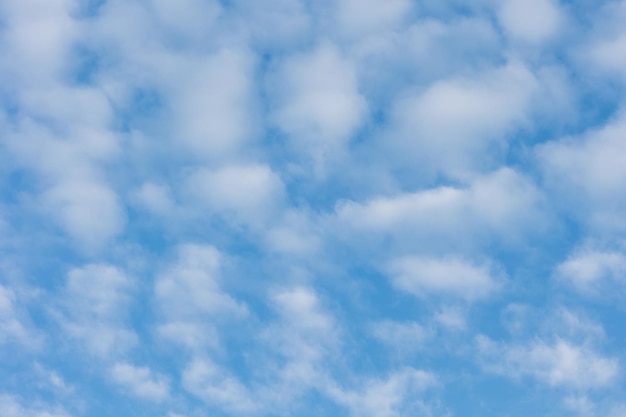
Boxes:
[1,0,626,416]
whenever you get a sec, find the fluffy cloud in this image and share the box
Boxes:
[383,62,537,178]
[555,248,626,295]
[173,49,258,157]
[0,0,77,84]
[155,244,247,351]
[60,264,136,357]
[271,43,368,165]
[3,90,125,250]
[185,164,285,227]
[0,285,31,347]
[334,167,547,253]
[539,114,626,232]
[43,180,126,249]
[370,320,431,354]
[388,256,501,300]
[132,182,175,216]
[111,362,169,402]
[334,0,412,37]
[497,0,564,44]
[327,368,437,417]
[265,286,338,369]
[230,0,311,48]
[477,336,619,390]
[182,357,257,414]
[150,0,222,42]
[0,394,71,417]
[584,1,626,81]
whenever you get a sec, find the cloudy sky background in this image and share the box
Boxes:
[1,0,626,416]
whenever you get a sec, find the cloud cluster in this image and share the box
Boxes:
[2,0,626,416]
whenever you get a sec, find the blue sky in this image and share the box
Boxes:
[1,0,626,416]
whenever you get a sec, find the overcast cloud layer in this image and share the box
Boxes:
[2,1,626,416]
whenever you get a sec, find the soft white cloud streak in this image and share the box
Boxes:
[556,248,626,295]
[0,393,71,417]
[182,357,257,414]
[335,0,412,37]
[173,49,258,157]
[539,114,626,231]
[497,0,564,44]
[327,368,437,417]
[388,256,501,300]
[384,62,537,177]
[0,285,32,347]
[61,264,136,357]
[334,167,547,252]
[272,43,368,165]
[370,320,431,354]
[477,336,619,390]
[111,362,169,402]
[185,164,285,227]
[155,244,247,351]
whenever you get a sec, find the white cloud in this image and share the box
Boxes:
[185,164,285,227]
[0,285,16,317]
[256,286,339,404]
[611,405,626,417]
[327,368,437,417]
[182,357,257,414]
[231,0,311,48]
[18,87,115,144]
[501,305,608,344]
[43,180,126,250]
[583,1,626,81]
[178,287,338,415]
[265,210,321,257]
[538,115,626,231]
[0,285,31,347]
[477,336,619,390]
[564,394,595,416]
[150,0,222,42]
[384,62,537,178]
[589,33,626,80]
[272,43,368,163]
[371,320,431,354]
[335,168,546,252]
[174,49,258,157]
[497,0,564,44]
[111,362,169,402]
[386,17,499,75]
[335,0,412,37]
[2,89,125,251]
[349,17,501,108]
[0,2,126,251]
[555,248,626,295]
[33,364,73,396]
[388,256,500,300]
[155,244,247,351]
[551,309,606,341]
[61,264,136,357]
[268,286,337,362]
[0,0,77,85]
[0,393,71,417]
[433,307,467,331]
[156,244,247,318]
[132,182,175,215]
